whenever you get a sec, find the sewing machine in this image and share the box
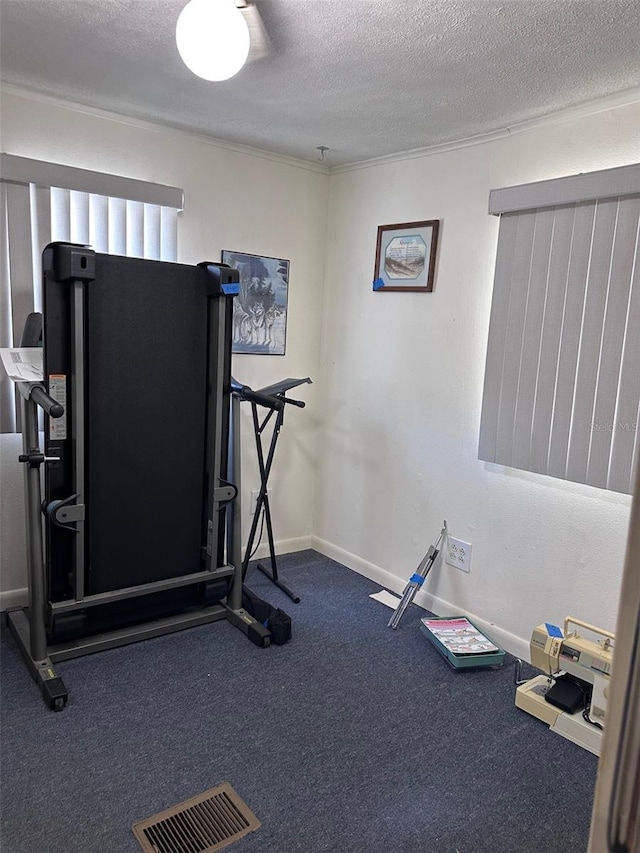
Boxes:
[515,617,614,756]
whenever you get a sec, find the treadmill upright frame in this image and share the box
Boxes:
[6,244,269,711]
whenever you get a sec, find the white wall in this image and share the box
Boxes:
[0,87,328,603]
[316,101,640,656]
[3,86,639,659]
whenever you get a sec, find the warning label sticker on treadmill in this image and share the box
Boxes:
[48,375,67,439]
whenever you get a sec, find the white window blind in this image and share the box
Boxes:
[48,188,178,259]
[479,163,640,494]
[0,154,183,432]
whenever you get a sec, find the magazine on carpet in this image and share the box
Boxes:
[420,617,500,655]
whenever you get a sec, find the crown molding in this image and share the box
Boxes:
[0,83,330,175]
[3,81,638,177]
[330,86,640,174]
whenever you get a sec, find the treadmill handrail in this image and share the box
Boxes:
[25,383,65,419]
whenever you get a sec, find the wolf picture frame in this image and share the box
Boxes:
[221,249,289,355]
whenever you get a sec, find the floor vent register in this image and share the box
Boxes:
[132,782,261,853]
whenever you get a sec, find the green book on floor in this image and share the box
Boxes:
[420,616,505,669]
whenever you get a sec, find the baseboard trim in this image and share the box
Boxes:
[2,537,531,661]
[311,536,530,661]
[242,535,313,562]
[0,587,28,613]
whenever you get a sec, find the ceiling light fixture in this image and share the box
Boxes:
[176,0,251,82]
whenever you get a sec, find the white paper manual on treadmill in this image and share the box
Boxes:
[0,348,43,382]
[421,617,500,654]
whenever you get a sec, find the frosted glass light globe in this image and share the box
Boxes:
[176,0,250,82]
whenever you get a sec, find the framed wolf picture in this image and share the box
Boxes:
[221,250,289,355]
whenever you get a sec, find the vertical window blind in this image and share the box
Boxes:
[0,154,183,432]
[479,163,640,495]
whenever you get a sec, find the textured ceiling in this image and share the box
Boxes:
[1,0,639,167]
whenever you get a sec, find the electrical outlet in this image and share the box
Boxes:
[445,536,472,572]
[250,489,270,514]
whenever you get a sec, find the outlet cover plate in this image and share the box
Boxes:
[445,536,472,572]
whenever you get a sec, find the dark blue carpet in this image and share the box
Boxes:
[0,551,597,852]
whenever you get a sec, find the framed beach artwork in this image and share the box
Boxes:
[221,250,289,355]
[373,220,440,292]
